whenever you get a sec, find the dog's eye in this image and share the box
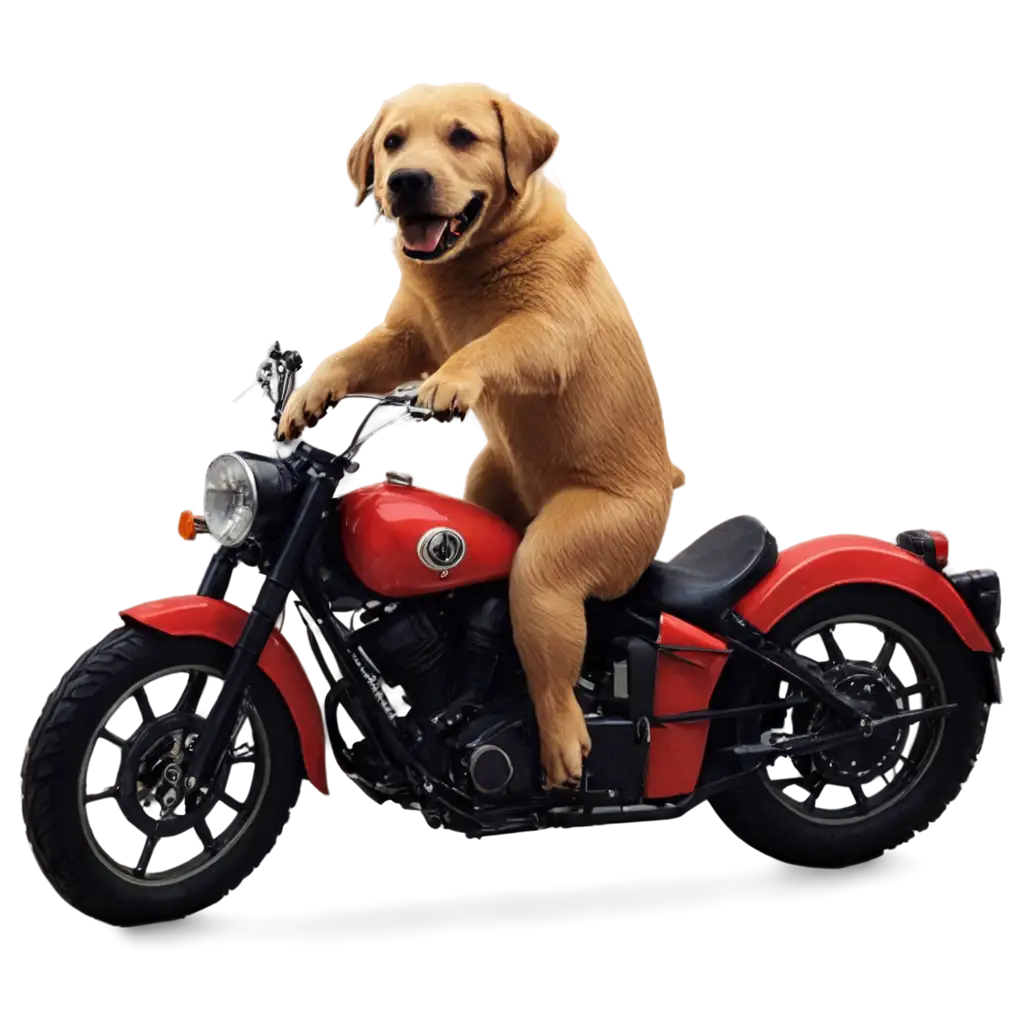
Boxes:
[383,133,404,152]
[448,126,478,149]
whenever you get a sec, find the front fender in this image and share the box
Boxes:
[735,535,993,653]
[121,596,328,793]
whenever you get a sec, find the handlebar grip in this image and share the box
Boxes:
[405,399,466,423]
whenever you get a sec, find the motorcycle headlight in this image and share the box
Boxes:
[204,454,258,547]
[203,452,299,548]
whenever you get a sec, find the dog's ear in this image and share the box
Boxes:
[347,105,385,207]
[492,96,558,197]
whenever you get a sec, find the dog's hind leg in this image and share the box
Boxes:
[509,485,670,788]
[464,446,532,532]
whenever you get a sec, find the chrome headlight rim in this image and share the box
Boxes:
[204,452,259,548]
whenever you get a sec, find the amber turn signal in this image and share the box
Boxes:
[178,510,209,541]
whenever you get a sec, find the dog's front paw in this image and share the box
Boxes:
[277,377,342,441]
[416,364,483,417]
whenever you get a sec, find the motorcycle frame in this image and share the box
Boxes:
[121,436,999,835]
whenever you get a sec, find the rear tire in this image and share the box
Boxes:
[22,627,304,925]
[710,586,990,868]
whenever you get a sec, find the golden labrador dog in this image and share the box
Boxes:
[281,83,683,787]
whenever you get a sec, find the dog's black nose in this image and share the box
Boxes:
[388,169,433,198]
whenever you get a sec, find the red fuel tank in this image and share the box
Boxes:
[340,481,521,598]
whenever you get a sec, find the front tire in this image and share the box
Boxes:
[22,626,304,925]
[710,585,990,868]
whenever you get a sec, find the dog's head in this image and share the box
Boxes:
[347,83,558,263]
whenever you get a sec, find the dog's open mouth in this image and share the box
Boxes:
[400,193,485,261]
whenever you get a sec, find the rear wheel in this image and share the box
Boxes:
[710,585,990,868]
[22,627,304,925]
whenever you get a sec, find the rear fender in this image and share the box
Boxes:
[120,596,328,794]
[735,535,994,653]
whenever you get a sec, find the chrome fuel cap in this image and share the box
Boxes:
[386,471,413,486]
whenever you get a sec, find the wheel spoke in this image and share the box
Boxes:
[218,786,251,811]
[897,679,937,704]
[888,749,921,786]
[80,782,119,806]
[849,783,869,813]
[820,626,845,666]
[874,634,897,671]
[134,835,158,877]
[211,778,258,819]
[135,688,155,723]
[804,776,826,809]
[194,817,216,853]
[99,728,127,748]
[230,742,256,764]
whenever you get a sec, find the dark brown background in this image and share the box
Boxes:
[2,4,1024,1015]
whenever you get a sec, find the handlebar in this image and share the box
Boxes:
[234,339,475,475]
[348,381,467,424]
[254,342,468,425]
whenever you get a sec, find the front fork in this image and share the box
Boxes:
[183,475,337,793]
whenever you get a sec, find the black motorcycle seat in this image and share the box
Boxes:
[637,516,778,628]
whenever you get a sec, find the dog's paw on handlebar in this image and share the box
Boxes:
[423,404,467,423]
[416,365,482,422]
[277,378,342,441]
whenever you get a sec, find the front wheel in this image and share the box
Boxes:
[22,627,304,925]
[710,585,991,868]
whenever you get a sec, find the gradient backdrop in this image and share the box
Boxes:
[2,4,1024,1015]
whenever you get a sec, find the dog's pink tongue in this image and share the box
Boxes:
[402,218,447,252]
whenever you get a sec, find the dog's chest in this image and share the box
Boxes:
[430,310,497,359]
[414,280,516,358]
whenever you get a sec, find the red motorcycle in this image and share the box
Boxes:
[22,344,1003,925]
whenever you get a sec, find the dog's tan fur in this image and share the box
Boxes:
[281,83,683,787]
